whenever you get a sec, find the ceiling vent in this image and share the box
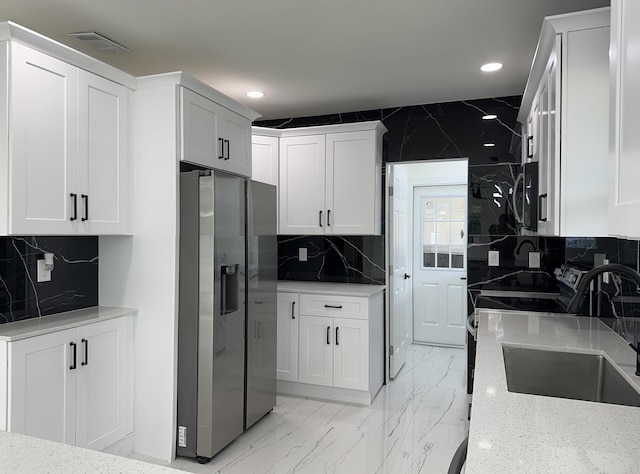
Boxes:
[67,31,129,53]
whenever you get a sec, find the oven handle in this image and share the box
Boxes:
[466,313,477,340]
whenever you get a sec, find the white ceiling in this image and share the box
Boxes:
[0,0,609,120]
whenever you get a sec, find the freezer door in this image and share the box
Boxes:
[196,172,246,458]
[245,180,278,429]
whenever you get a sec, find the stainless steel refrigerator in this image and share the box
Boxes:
[176,170,276,461]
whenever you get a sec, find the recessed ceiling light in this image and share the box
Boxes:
[246,91,265,98]
[484,143,496,147]
[480,62,503,72]
[482,114,497,120]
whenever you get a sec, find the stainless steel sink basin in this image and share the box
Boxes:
[502,346,640,407]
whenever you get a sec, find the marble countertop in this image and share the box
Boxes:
[277,281,385,297]
[467,309,640,473]
[0,430,180,473]
[0,306,137,342]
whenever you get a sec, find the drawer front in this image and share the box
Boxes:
[299,294,369,320]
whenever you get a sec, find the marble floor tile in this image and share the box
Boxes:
[133,344,470,474]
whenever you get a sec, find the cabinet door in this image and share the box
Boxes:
[10,42,78,235]
[279,135,326,234]
[77,71,130,234]
[76,317,128,451]
[252,135,279,186]
[298,316,333,386]
[544,37,561,236]
[218,107,252,177]
[326,131,380,235]
[276,293,299,382]
[8,328,77,445]
[333,318,369,391]
[180,87,219,167]
[610,0,640,237]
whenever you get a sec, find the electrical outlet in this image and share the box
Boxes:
[528,251,541,269]
[298,248,307,262]
[488,250,500,267]
[603,258,610,284]
[594,253,606,267]
[37,260,51,282]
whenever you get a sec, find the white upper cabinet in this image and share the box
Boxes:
[279,134,326,234]
[277,121,386,235]
[518,8,610,237]
[0,34,133,235]
[9,42,78,235]
[251,130,279,186]
[180,86,253,177]
[77,70,129,235]
[180,87,219,168]
[609,1,640,238]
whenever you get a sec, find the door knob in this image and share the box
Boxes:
[404,273,411,279]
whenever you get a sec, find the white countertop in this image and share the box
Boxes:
[467,309,640,473]
[0,430,180,473]
[277,281,385,297]
[0,306,137,341]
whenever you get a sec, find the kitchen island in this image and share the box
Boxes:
[467,309,640,473]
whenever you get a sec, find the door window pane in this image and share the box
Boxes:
[419,193,466,270]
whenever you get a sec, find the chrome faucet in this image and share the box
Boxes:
[567,263,640,376]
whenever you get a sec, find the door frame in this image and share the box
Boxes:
[385,158,468,383]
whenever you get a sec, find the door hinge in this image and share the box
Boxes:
[388,186,394,197]
[389,265,393,273]
[389,344,394,354]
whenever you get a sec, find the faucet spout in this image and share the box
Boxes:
[566,263,640,314]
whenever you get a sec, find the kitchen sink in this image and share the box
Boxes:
[502,346,640,407]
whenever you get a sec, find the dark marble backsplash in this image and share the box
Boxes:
[0,236,98,324]
[266,95,640,319]
[278,235,384,285]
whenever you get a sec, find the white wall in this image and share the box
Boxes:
[99,82,179,462]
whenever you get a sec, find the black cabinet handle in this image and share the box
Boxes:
[225,139,230,160]
[319,210,323,227]
[527,135,534,158]
[539,194,548,222]
[327,209,331,227]
[218,137,224,160]
[69,342,77,370]
[326,326,331,345]
[324,304,342,309]
[404,273,411,279]
[70,193,77,221]
[336,327,339,345]
[81,194,89,221]
[291,301,296,320]
[81,338,88,366]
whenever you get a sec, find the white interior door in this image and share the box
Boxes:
[413,185,467,346]
[387,165,412,379]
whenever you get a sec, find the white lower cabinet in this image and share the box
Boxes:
[277,287,384,405]
[276,292,299,382]
[299,315,369,391]
[6,316,130,451]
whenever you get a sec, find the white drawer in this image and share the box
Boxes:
[299,294,369,320]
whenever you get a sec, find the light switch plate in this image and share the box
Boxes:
[594,253,606,267]
[37,260,51,282]
[528,251,541,269]
[488,250,499,267]
[298,248,308,262]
